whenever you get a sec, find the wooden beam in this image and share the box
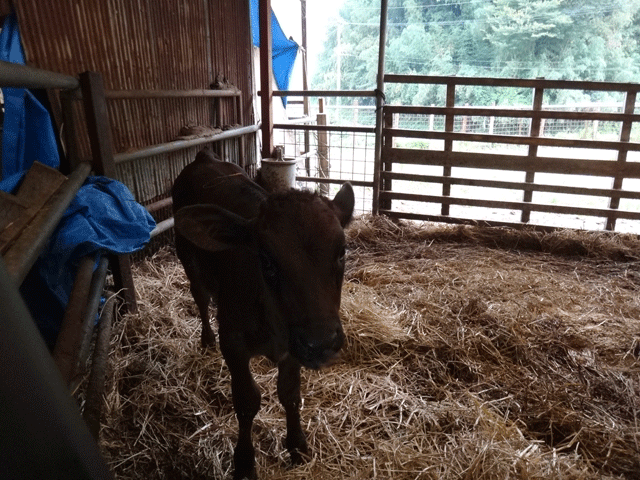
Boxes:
[80,71,137,314]
[259,0,274,159]
[387,149,640,178]
[607,91,637,230]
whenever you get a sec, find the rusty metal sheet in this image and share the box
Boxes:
[14,0,257,201]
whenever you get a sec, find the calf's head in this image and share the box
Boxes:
[174,183,355,369]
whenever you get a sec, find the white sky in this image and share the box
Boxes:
[269,0,344,86]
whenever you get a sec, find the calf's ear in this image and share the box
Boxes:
[332,182,355,228]
[174,204,252,252]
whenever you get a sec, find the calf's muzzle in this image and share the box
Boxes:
[290,322,345,370]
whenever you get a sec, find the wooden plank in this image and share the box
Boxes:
[607,91,637,230]
[522,86,544,223]
[385,127,640,151]
[381,171,640,200]
[384,74,640,93]
[0,191,28,233]
[441,83,455,216]
[385,105,640,123]
[0,162,67,254]
[387,149,640,177]
[410,106,638,122]
[379,190,640,220]
[380,209,534,230]
[3,162,92,286]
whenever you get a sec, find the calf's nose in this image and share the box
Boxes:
[291,324,345,369]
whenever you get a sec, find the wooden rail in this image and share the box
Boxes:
[379,75,640,232]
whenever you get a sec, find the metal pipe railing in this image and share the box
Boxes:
[0,256,113,480]
[53,256,97,386]
[0,60,79,90]
[4,161,93,285]
[105,88,240,99]
[273,123,374,134]
[75,256,110,381]
[83,292,117,440]
[113,123,260,164]
[270,89,376,97]
[150,217,175,238]
[295,176,374,188]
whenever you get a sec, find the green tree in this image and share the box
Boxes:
[312,0,640,106]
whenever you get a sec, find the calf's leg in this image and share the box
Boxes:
[176,235,216,348]
[190,282,216,348]
[277,355,308,465]
[221,338,261,480]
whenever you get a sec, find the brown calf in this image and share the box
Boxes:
[172,148,354,479]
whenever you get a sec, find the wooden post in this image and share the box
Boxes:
[607,90,636,231]
[461,103,469,133]
[380,108,393,211]
[353,98,359,126]
[489,102,495,135]
[391,112,398,148]
[80,71,137,313]
[442,82,455,216]
[429,104,435,131]
[317,98,329,196]
[260,0,274,159]
[521,85,544,224]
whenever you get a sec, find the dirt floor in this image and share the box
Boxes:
[98,215,640,479]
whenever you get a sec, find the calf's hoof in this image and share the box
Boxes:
[201,329,216,349]
[286,437,309,466]
[233,465,256,480]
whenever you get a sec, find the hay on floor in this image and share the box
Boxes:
[99,215,640,479]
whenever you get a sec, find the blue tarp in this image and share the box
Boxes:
[249,0,299,107]
[6,174,156,349]
[1,12,155,348]
[0,12,60,180]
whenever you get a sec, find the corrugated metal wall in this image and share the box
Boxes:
[14,0,256,204]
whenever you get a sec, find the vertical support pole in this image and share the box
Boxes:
[80,71,137,314]
[521,85,544,224]
[237,95,246,168]
[260,0,274,159]
[301,0,311,176]
[441,81,455,216]
[372,0,389,215]
[607,90,636,231]
[317,99,329,196]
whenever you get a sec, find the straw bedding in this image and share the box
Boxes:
[99,215,640,479]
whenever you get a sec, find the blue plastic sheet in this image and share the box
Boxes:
[249,0,299,107]
[0,12,60,179]
[13,175,156,349]
[0,12,155,348]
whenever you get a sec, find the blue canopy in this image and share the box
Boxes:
[249,0,299,106]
